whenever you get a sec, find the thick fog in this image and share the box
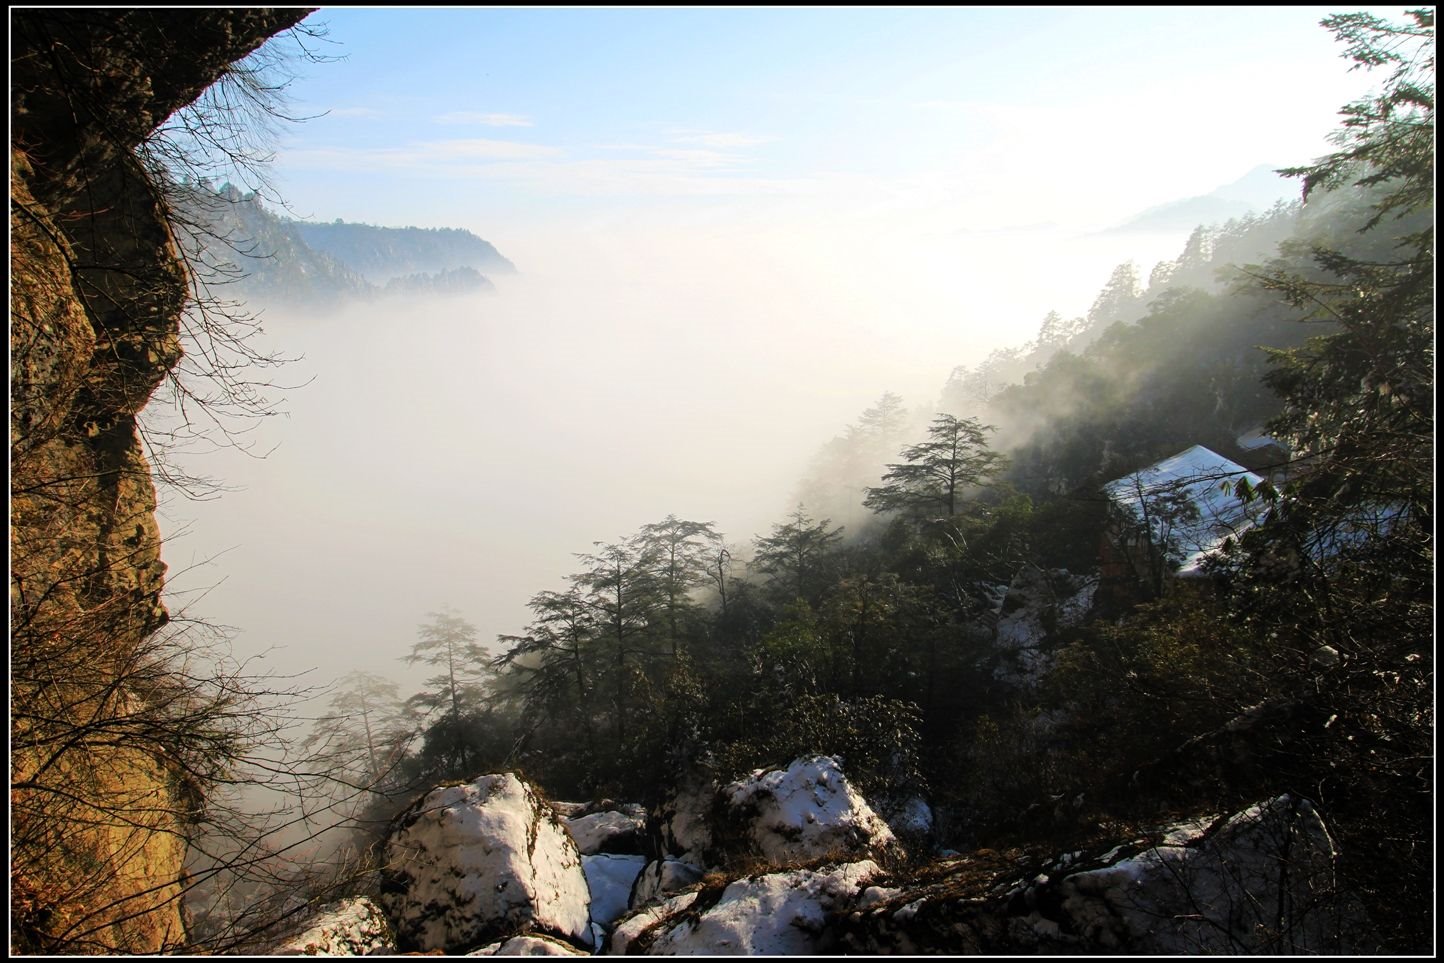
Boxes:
[153,219,1188,700]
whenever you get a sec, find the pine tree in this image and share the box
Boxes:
[752,508,844,607]
[402,610,496,778]
[864,414,1004,519]
[635,515,721,661]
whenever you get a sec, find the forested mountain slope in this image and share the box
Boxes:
[313,12,1432,954]
[294,219,516,283]
[174,183,512,309]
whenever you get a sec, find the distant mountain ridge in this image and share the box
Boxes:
[293,220,516,284]
[1103,164,1298,234]
[176,183,514,310]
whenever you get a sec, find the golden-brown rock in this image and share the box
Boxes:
[10,9,313,953]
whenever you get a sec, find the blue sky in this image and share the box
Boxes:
[267,6,1395,224]
[243,6,1409,361]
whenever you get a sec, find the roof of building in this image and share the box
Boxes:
[1235,426,1287,452]
[1102,444,1267,577]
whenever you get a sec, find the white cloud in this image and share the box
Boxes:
[435,111,535,127]
[284,137,563,172]
[433,156,829,198]
[668,128,774,149]
[425,138,559,160]
[649,148,744,168]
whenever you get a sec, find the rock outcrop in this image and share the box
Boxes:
[272,897,396,956]
[566,805,646,856]
[838,795,1361,954]
[379,773,593,953]
[718,756,900,865]
[9,9,313,952]
[611,860,882,955]
[991,565,1098,688]
[299,776,1359,957]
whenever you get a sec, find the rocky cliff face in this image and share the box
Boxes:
[10,10,312,952]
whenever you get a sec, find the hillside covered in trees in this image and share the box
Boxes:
[266,10,1432,955]
[173,182,515,309]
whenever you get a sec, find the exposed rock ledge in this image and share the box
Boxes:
[10,9,312,953]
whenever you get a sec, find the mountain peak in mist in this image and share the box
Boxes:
[1103,165,1297,234]
[174,184,517,309]
[292,219,517,285]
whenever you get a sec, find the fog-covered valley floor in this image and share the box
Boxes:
[153,222,1186,695]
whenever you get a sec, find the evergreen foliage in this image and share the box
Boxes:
[864,414,1004,519]
[751,508,845,607]
[325,13,1430,950]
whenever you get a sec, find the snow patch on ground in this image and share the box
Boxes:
[582,853,646,926]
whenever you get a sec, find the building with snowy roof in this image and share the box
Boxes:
[1100,445,1268,597]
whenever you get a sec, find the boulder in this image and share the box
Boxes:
[657,776,716,865]
[379,773,592,953]
[720,756,898,864]
[839,795,1363,954]
[612,860,881,955]
[879,795,934,841]
[465,934,590,956]
[272,897,395,956]
[567,809,645,855]
[629,858,705,909]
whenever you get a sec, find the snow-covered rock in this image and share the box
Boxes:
[465,934,590,956]
[1103,445,1267,577]
[840,795,1361,954]
[567,809,645,855]
[630,857,705,909]
[612,860,881,955]
[379,773,592,953]
[1056,795,1352,953]
[879,795,933,840]
[582,853,647,926]
[992,566,1097,687]
[610,891,698,955]
[271,897,394,956]
[721,756,898,864]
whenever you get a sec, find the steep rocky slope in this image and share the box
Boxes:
[10,9,313,952]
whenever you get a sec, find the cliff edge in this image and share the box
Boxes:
[10,10,313,953]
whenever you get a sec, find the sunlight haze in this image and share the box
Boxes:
[159,4,1407,692]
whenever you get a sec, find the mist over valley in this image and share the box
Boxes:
[11,6,1431,956]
